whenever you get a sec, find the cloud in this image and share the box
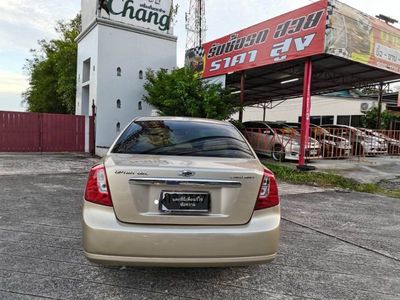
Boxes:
[204,0,312,40]
[0,70,28,94]
[0,0,80,111]
[0,93,26,112]
[0,0,80,53]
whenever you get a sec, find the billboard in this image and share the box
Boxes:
[185,47,205,73]
[326,0,400,74]
[194,1,328,78]
[100,0,174,34]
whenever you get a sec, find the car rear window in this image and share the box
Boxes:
[112,120,254,158]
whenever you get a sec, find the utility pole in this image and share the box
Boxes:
[185,0,207,51]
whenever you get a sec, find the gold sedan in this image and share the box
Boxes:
[83,117,280,267]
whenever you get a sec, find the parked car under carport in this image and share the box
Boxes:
[243,121,320,161]
[285,123,352,158]
[358,128,400,155]
[322,125,388,156]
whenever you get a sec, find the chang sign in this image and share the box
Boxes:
[102,0,173,33]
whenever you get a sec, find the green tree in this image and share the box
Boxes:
[143,67,238,120]
[23,15,81,114]
[362,106,400,129]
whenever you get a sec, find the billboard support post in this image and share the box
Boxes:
[298,58,315,171]
[239,72,245,123]
[263,102,267,121]
[377,82,384,129]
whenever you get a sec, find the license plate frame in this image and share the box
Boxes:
[159,191,211,214]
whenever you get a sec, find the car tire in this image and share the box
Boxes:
[354,143,365,156]
[272,144,285,161]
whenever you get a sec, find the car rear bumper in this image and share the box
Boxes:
[365,149,388,155]
[284,148,320,161]
[84,252,277,267]
[82,201,280,267]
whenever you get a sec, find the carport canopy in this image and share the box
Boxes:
[191,0,400,168]
[226,54,400,105]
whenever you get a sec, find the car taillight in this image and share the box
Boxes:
[84,165,113,207]
[255,170,279,210]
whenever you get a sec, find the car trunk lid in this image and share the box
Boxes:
[105,154,264,225]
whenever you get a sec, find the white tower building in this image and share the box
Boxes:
[76,0,177,156]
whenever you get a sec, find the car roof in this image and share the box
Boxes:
[284,122,301,127]
[134,116,230,126]
[243,120,266,123]
[322,124,350,128]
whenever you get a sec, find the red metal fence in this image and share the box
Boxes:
[0,111,92,153]
[243,127,400,161]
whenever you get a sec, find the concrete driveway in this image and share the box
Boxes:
[309,156,400,184]
[0,154,399,299]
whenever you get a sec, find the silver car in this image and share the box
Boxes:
[243,121,320,161]
[322,125,388,155]
[359,128,399,154]
[83,117,280,267]
[285,123,352,158]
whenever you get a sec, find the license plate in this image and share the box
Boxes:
[160,192,210,213]
[310,150,318,156]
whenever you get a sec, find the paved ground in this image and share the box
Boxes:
[308,156,400,184]
[0,154,399,299]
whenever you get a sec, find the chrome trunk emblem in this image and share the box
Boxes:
[178,170,195,177]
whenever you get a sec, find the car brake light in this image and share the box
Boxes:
[84,165,113,207]
[255,170,279,210]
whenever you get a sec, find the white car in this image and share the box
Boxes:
[359,128,399,155]
[322,125,388,155]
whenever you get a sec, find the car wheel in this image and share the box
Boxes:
[272,144,285,161]
[353,143,365,156]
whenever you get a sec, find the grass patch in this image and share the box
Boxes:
[264,161,400,199]
[379,185,400,199]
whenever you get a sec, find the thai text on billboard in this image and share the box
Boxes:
[197,1,328,78]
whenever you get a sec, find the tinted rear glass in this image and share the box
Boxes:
[112,120,254,158]
[267,123,288,129]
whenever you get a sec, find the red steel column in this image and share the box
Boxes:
[298,58,313,168]
[239,72,245,123]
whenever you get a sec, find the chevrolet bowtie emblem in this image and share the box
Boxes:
[178,170,195,177]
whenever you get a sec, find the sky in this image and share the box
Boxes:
[1,0,400,112]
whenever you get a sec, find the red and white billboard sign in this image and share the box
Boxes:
[200,1,328,78]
